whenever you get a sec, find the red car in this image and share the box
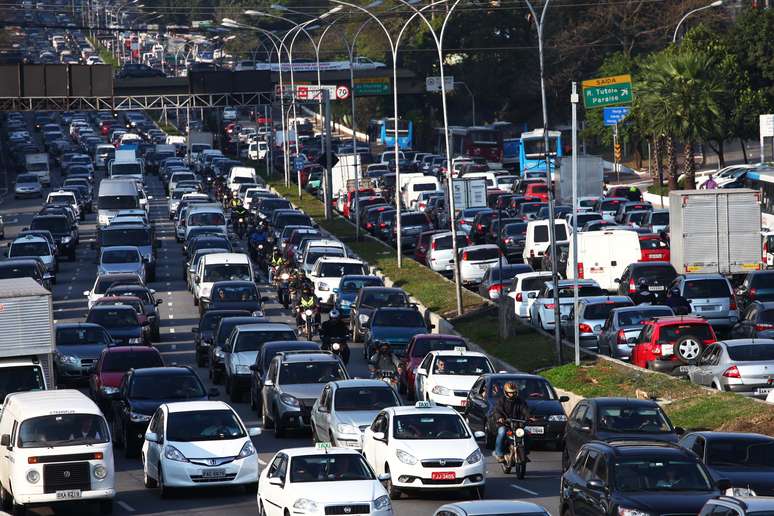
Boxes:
[342,188,376,218]
[524,182,549,202]
[403,334,468,399]
[89,346,164,411]
[639,234,671,262]
[631,316,716,373]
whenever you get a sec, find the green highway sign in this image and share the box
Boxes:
[582,74,633,109]
[353,78,390,96]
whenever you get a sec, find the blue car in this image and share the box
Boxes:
[364,307,430,359]
[334,274,384,318]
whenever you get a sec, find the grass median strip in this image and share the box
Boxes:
[542,360,774,433]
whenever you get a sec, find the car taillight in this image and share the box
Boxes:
[628,278,636,294]
[462,251,469,261]
[764,241,768,262]
[379,223,386,228]
[431,241,437,250]
[516,292,523,302]
[750,287,757,301]
[577,262,584,279]
[489,284,503,296]
[756,323,774,331]
[578,323,593,333]
[545,303,555,309]
[617,329,627,344]
[730,297,737,310]
[722,365,741,378]
[477,223,484,231]
[366,223,373,229]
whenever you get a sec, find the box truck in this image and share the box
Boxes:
[24,153,50,186]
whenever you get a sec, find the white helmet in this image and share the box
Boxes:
[329,309,341,319]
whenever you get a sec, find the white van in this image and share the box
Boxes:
[248,141,268,161]
[565,230,642,292]
[185,204,228,240]
[462,171,498,188]
[0,390,115,513]
[523,219,570,267]
[402,176,441,209]
[96,179,140,226]
[193,253,253,305]
[227,166,258,194]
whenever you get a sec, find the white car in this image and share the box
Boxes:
[309,257,368,306]
[433,500,551,516]
[47,190,81,220]
[83,273,144,309]
[258,445,393,516]
[416,350,495,408]
[361,402,486,499]
[142,401,261,496]
[507,271,553,319]
[458,244,502,285]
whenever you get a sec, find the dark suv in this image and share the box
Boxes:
[560,440,725,516]
[29,214,77,260]
[349,286,412,343]
[110,366,218,457]
[616,262,678,304]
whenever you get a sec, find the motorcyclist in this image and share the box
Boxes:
[296,285,320,327]
[626,186,641,202]
[369,342,403,375]
[248,222,270,258]
[492,382,530,463]
[665,286,692,315]
[231,199,249,232]
[320,309,350,364]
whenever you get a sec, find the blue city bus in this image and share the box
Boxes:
[518,128,562,178]
[370,118,413,150]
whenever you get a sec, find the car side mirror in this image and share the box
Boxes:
[262,296,270,303]
[194,274,200,283]
[144,431,159,443]
[716,479,732,492]
[248,427,262,437]
[473,431,486,441]
[373,431,386,442]
[586,479,607,491]
[263,378,274,387]
[560,315,568,322]
[0,434,9,447]
[674,426,685,435]
[559,395,570,403]
[627,337,637,344]
[207,387,220,398]
[377,473,391,482]
[614,278,620,283]
[249,364,259,372]
[416,368,427,377]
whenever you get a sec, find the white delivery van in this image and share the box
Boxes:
[96,179,140,226]
[193,253,253,305]
[565,230,642,292]
[523,219,569,267]
[227,166,258,194]
[402,176,441,209]
[248,141,268,161]
[25,153,51,186]
[0,390,115,513]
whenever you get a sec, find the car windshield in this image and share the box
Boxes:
[433,356,492,375]
[464,247,500,261]
[373,310,424,327]
[88,308,137,327]
[334,387,399,411]
[412,339,465,358]
[17,174,38,183]
[234,331,295,352]
[306,250,345,264]
[98,195,138,210]
[101,228,151,246]
[290,454,374,483]
[683,279,731,298]
[203,264,251,282]
[361,291,408,308]
[166,410,245,442]
[213,285,257,302]
[705,439,774,468]
[94,276,140,294]
[101,351,162,372]
[319,262,366,277]
[340,277,382,292]
[393,414,469,440]
[101,249,140,264]
[30,217,69,233]
[658,324,714,342]
[57,327,110,345]
[650,212,669,225]
[489,378,556,400]
[617,308,674,326]
[613,458,712,492]
[0,366,46,400]
[9,242,50,257]
[628,212,649,224]
[597,406,673,433]
[190,212,226,226]
[130,374,205,399]
[534,224,568,242]
[726,343,774,361]
[279,361,346,384]
[433,234,469,251]
[640,238,668,250]
[584,302,632,320]
[633,265,676,283]
[18,414,109,448]
[554,286,605,298]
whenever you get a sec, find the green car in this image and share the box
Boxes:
[305,170,322,193]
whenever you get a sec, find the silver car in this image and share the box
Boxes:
[14,173,43,199]
[311,379,401,450]
[559,296,635,350]
[687,339,774,398]
[673,274,739,329]
[529,279,605,331]
[597,305,675,360]
[97,245,146,283]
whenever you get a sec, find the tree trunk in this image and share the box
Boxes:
[716,140,725,168]
[740,138,748,164]
[665,135,678,190]
[683,141,696,190]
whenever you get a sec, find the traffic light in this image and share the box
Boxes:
[614,143,622,162]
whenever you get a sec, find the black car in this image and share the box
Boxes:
[110,366,217,457]
[374,209,396,241]
[616,262,678,304]
[29,214,77,260]
[200,280,263,316]
[478,263,533,300]
[349,286,412,343]
[0,258,52,290]
[498,222,529,259]
[464,373,569,450]
[248,340,320,413]
[209,315,266,384]
[468,210,497,245]
[104,284,163,342]
[485,217,522,245]
[563,397,683,470]
[735,270,774,312]
[679,431,774,496]
[184,235,233,263]
[86,305,146,346]
[116,63,165,78]
[560,440,725,516]
[192,309,251,367]
[54,323,113,383]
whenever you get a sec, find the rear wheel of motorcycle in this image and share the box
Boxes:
[501,462,511,474]
[516,461,526,480]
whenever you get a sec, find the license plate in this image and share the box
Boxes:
[525,426,544,435]
[478,264,490,269]
[650,254,663,259]
[676,366,691,374]
[431,471,456,480]
[445,264,454,270]
[700,305,719,312]
[649,286,665,292]
[56,490,82,500]
[756,388,773,395]
[661,344,674,355]
[202,468,226,478]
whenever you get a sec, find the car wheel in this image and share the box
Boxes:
[158,465,173,499]
[213,369,223,385]
[193,296,198,306]
[262,403,274,429]
[258,501,267,516]
[124,429,139,458]
[469,485,485,499]
[484,422,495,450]
[675,335,702,364]
[385,466,401,499]
[143,460,157,488]
[561,448,570,471]
[1,483,12,511]
[229,380,241,403]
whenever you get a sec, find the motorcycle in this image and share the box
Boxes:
[298,307,319,340]
[500,418,528,478]
[234,217,247,239]
[252,242,269,272]
[276,271,291,308]
[322,335,350,365]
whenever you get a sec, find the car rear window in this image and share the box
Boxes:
[464,247,500,261]
[402,213,429,226]
[555,286,605,298]
[750,272,774,288]
[640,238,668,250]
[534,224,568,242]
[434,234,469,251]
[658,323,713,342]
[616,308,674,326]
[412,339,466,357]
[650,212,669,225]
[683,279,731,299]
[583,301,632,320]
[601,199,623,210]
[632,265,677,283]
[521,277,549,292]
[726,343,774,361]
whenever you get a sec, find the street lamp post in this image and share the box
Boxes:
[673,1,723,43]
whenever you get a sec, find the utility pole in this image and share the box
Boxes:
[571,82,580,366]
[324,89,333,220]
[613,123,621,183]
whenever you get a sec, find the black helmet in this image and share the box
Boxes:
[670,287,681,296]
[379,342,391,352]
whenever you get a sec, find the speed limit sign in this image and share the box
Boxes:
[335,85,350,100]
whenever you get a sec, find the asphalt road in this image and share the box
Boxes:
[0,165,564,515]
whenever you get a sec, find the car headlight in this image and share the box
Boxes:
[280,393,300,407]
[617,509,651,516]
[129,411,151,423]
[432,385,452,396]
[214,348,224,359]
[252,310,264,317]
[548,414,568,422]
[465,448,482,464]
[57,354,79,365]
[293,498,319,512]
[100,386,119,395]
[726,487,757,496]
[235,364,251,375]
[26,469,40,483]
[128,337,143,344]
[61,236,72,243]
[373,495,391,511]
[396,449,417,465]
[93,464,108,480]
[359,314,370,324]
[304,309,313,316]
[336,423,358,435]
[237,440,256,459]
[319,282,329,291]
[280,273,290,280]
[164,445,188,463]
[340,299,351,307]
